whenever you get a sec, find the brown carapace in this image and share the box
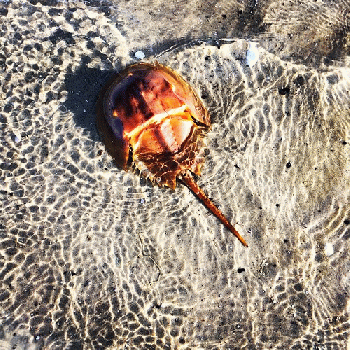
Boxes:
[96,62,248,247]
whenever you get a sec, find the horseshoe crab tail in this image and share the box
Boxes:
[181,172,248,247]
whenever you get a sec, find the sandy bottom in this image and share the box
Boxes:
[0,0,349,349]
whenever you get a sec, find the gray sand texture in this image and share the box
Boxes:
[0,0,350,349]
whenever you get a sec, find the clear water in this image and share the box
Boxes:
[0,0,349,349]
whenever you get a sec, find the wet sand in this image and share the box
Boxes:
[0,0,349,349]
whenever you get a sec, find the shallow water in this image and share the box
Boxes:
[0,0,349,349]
